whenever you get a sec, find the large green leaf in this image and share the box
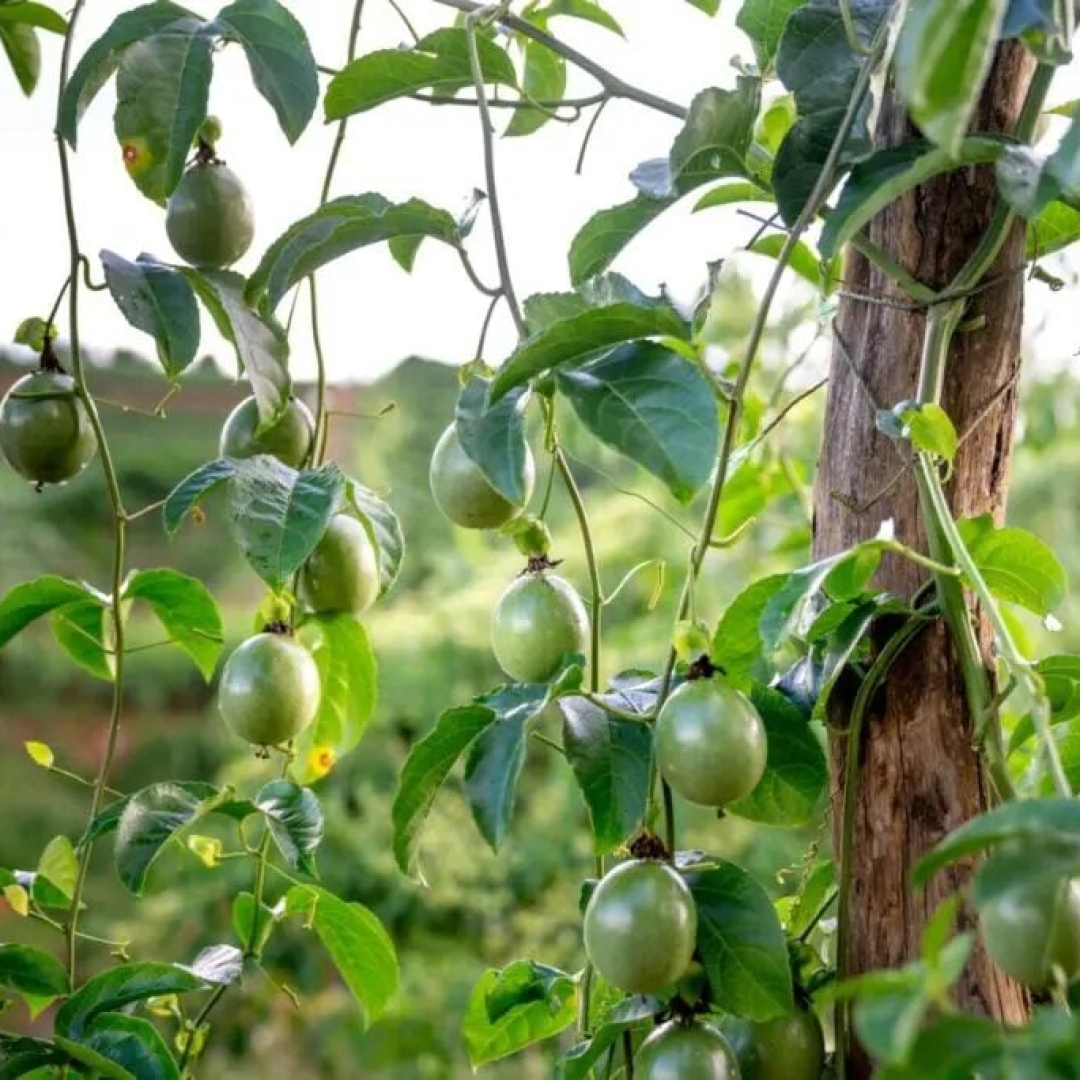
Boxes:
[122,568,224,680]
[820,137,1007,257]
[568,195,671,286]
[163,457,239,534]
[560,695,652,854]
[728,686,827,825]
[255,780,323,874]
[490,303,689,401]
[688,861,794,1020]
[58,2,194,144]
[292,614,378,784]
[455,378,532,505]
[79,1014,179,1080]
[1,21,40,95]
[113,19,214,204]
[100,251,200,379]
[556,341,718,503]
[711,574,789,688]
[286,885,398,1026]
[463,712,532,852]
[246,194,461,313]
[0,575,99,650]
[181,269,290,427]
[211,0,317,142]
[0,944,70,999]
[506,39,565,137]
[56,962,206,1038]
[736,0,804,71]
[345,478,405,596]
[226,458,344,591]
[52,600,115,681]
[325,27,517,119]
[894,0,1009,155]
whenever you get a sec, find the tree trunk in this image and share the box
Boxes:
[811,44,1036,1076]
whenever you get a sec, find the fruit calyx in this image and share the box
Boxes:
[38,336,64,374]
[194,137,221,167]
[686,654,718,681]
[522,553,563,576]
[261,619,292,636]
[628,830,669,861]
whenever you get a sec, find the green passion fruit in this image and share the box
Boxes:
[980,878,1080,989]
[732,1010,825,1080]
[655,677,767,807]
[299,514,380,615]
[428,423,534,529]
[491,571,589,684]
[166,161,255,269]
[218,632,320,747]
[0,370,96,485]
[219,396,315,468]
[582,859,696,994]
[636,1020,740,1080]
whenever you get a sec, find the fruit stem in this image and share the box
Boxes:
[53,0,132,988]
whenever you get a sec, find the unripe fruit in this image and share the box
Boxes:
[219,396,315,468]
[0,370,96,485]
[166,162,254,268]
[299,514,380,615]
[636,1020,740,1080]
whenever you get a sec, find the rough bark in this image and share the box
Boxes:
[811,44,1036,1076]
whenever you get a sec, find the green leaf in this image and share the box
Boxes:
[52,600,114,681]
[210,0,317,142]
[484,960,575,1023]
[688,861,794,1020]
[123,568,223,680]
[455,377,532,505]
[683,0,721,12]
[246,194,461,313]
[820,137,1006,257]
[463,709,532,851]
[79,1014,179,1080]
[0,575,98,650]
[533,0,624,36]
[181,269,289,427]
[162,457,238,534]
[325,27,517,119]
[114,782,222,894]
[113,19,214,204]
[956,514,1067,616]
[693,181,773,212]
[0,3,66,34]
[58,2,194,145]
[56,962,206,1038]
[490,302,689,401]
[1027,199,1080,257]
[893,0,1009,156]
[556,998,655,1079]
[100,251,200,379]
[345,478,405,597]
[712,574,789,688]
[463,967,576,1067]
[0,21,39,95]
[53,1037,135,1079]
[37,835,77,900]
[556,341,719,503]
[292,614,378,783]
[899,401,959,463]
[226,458,345,591]
[254,780,323,874]
[560,695,652,854]
[232,891,275,955]
[736,0,804,71]
[729,685,827,825]
[286,885,397,1026]
[669,79,761,193]
[0,944,70,999]
[392,704,499,878]
[747,233,825,290]
[506,40,565,137]
[568,195,672,286]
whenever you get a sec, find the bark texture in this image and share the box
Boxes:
[811,44,1036,1076]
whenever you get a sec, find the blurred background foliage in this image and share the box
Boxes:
[0,265,1075,1076]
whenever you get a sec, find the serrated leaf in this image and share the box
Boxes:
[455,377,532,504]
[122,568,223,680]
[325,27,517,119]
[556,341,718,502]
[286,885,397,1027]
[100,251,200,378]
[58,2,194,144]
[163,457,238,534]
[568,195,672,286]
[255,780,323,874]
[506,40,565,137]
[0,575,99,649]
[210,0,317,142]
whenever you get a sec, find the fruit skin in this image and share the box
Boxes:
[655,677,767,807]
[166,161,255,268]
[636,1020,740,1080]
[429,424,534,529]
[731,1010,825,1080]
[299,514,380,615]
[583,859,696,994]
[491,571,589,683]
[219,396,315,468]
[980,878,1080,988]
[218,633,321,747]
[0,370,97,484]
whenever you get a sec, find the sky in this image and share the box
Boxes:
[3,1,1080,384]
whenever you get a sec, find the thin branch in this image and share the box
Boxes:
[575,96,612,175]
[412,90,605,113]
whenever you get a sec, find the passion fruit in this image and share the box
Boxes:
[166,161,254,268]
[219,396,315,468]
[0,369,96,485]
[299,514,380,615]
[636,1020,740,1080]
[429,423,534,529]
[218,632,321,747]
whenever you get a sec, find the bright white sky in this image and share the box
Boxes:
[3,2,1080,382]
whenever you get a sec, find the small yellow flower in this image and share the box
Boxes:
[309,745,335,780]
